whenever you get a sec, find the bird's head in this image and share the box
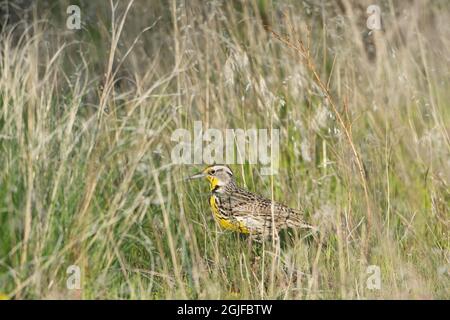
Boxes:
[189,165,235,192]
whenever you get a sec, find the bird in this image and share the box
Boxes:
[189,164,315,240]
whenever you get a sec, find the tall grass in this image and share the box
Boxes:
[0,0,449,299]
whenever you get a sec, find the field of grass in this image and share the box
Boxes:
[0,0,449,299]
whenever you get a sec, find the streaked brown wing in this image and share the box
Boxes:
[227,190,304,228]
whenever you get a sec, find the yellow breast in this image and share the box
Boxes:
[209,195,249,234]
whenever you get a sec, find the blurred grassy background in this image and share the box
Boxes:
[0,0,448,299]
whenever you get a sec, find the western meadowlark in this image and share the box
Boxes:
[189,165,314,239]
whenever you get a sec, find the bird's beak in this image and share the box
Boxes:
[188,172,206,180]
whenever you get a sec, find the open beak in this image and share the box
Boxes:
[188,172,206,180]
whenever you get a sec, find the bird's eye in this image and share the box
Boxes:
[209,169,216,175]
